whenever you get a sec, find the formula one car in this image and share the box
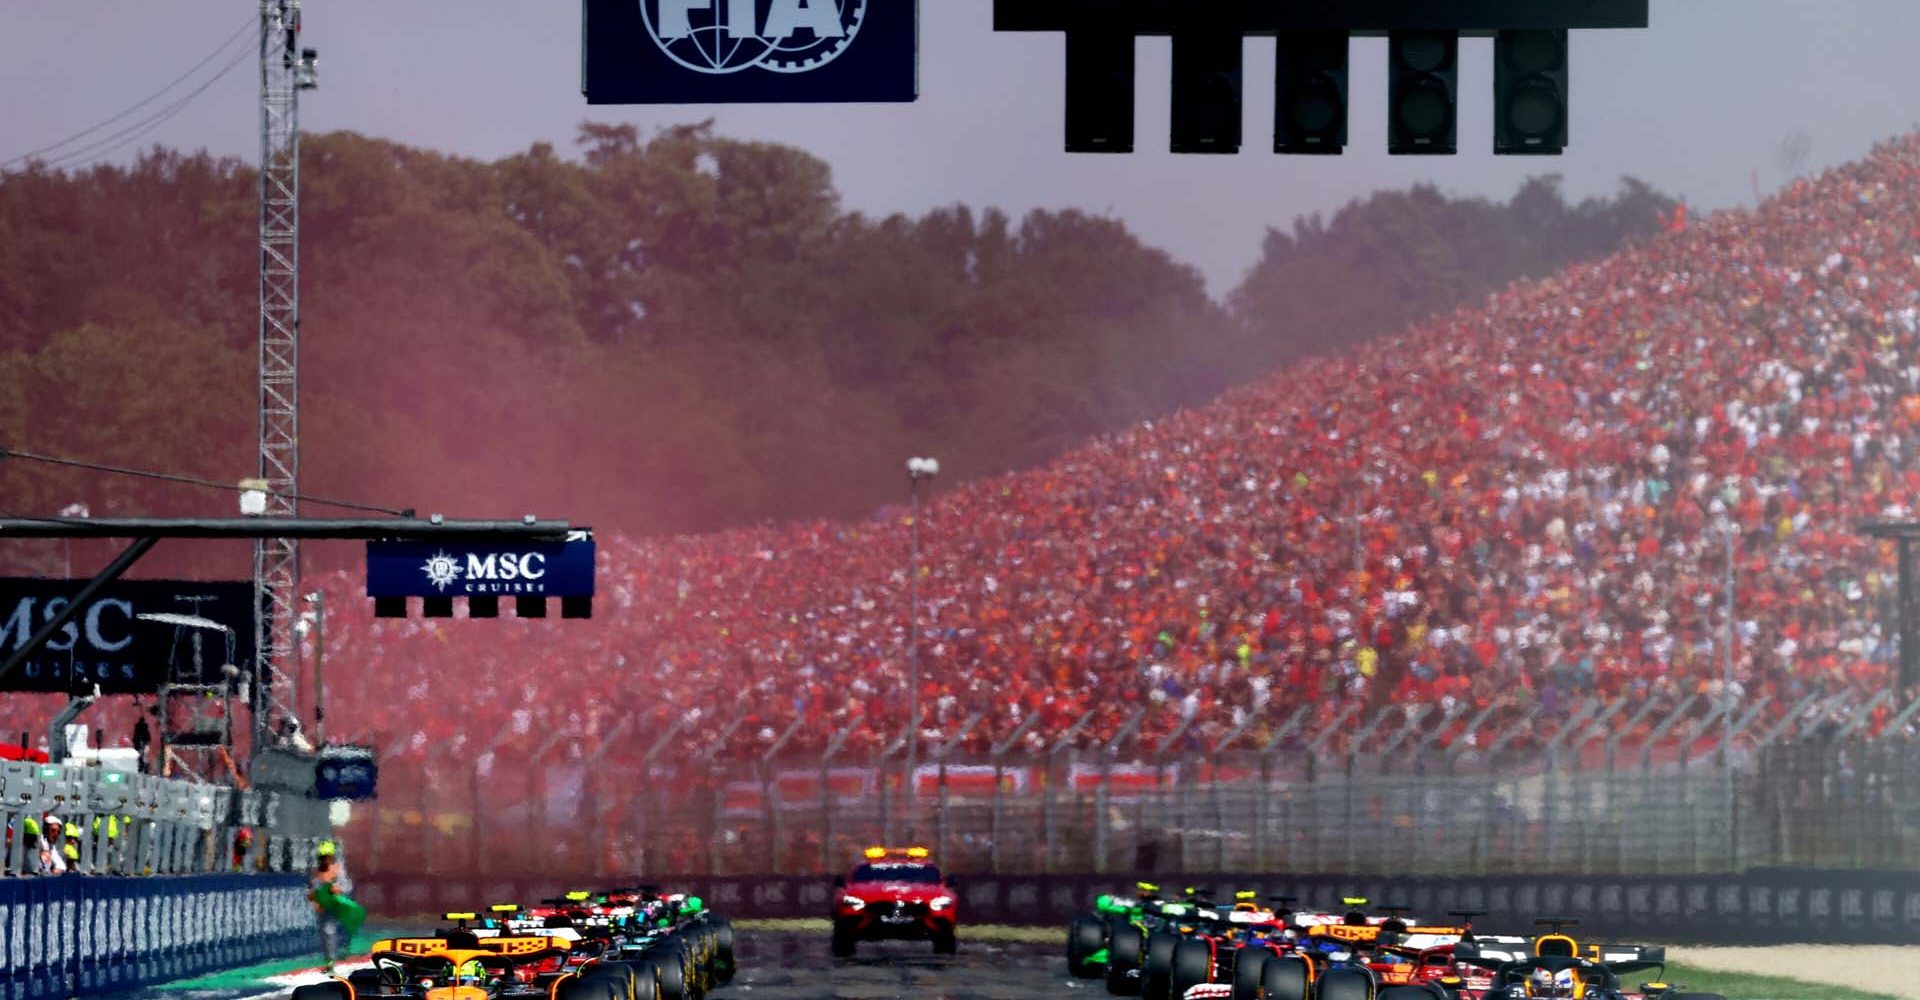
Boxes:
[292,933,618,1000]
[832,845,958,956]
[1452,920,1725,1000]
[1068,882,1168,980]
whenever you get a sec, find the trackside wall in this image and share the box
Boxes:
[0,873,311,1000]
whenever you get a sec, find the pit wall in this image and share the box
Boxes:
[357,869,1920,945]
[0,873,312,1000]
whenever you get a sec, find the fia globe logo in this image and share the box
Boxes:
[642,0,866,75]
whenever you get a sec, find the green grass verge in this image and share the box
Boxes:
[1659,962,1899,1000]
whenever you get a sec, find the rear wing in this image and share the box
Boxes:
[1587,944,1665,965]
[1309,924,1464,945]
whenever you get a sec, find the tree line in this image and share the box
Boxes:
[0,124,1674,572]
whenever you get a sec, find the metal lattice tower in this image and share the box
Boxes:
[254,0,316,751]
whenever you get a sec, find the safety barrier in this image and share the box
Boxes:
[0,762,331,877]
[355,868,1920,945]
[0,873,312,1000]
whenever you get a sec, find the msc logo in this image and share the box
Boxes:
[418,551,547,592]
[642,0,866,75]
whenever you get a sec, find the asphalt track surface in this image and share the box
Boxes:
[723,930,1066,1000]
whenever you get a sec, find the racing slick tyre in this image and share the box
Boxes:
[1107,923,1147,996]
[1143,930,1180,1000]
[1259,956,1311,1000]
[1316,967,1376,1000]
[711,916,736,984]
[1231,949,1268,1000]
[651,946,690,1000]
[344,970,384,995]
[557,980,624,1000]
[933,928,959,955]
[1169,937,1214,1000]
[831,923,858,958]
[629,960,661,1000]
[1070,915,1110,977]
[291,984,352,1000]
[582,961,642,1000]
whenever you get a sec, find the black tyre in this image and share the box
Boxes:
[345,969,385,995]
[1070,915,1110,977]
[933,928,958,955]
[631,961,661,1000]
[1169,938,1214,1000]
[1107,923,1146,996]
[582,962,640,1000]
[651,947,689,1000]
[1231,948,1268,1000]
[1143,931,1180,1000]
[1260,956,1311,1000]
[1316,967,1375,1000]
[557,979,623,1000]
[712,917,736,984]
[831,923,858,958]
[291,983,352,1000]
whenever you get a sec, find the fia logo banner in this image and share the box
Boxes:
[642,0,866,75]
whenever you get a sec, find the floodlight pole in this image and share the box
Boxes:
[256,0,317,756]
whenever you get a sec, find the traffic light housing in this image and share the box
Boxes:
[1388,31,1457,155]
[1065,32,1134,152]
[1495,29,1568,154]
[1170,32,1242,153]
[1274,31,1348,154]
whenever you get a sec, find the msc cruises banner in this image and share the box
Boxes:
[583,0,919,104]
[365,536,596,598]
[0,579,260,694]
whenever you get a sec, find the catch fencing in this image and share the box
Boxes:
[347,691,1920,879]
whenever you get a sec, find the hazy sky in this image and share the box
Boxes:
[5,1,1920,294]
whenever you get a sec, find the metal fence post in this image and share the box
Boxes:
[1255,706,1311,870]
[1045,711,1096,874]
[934,712,983,864]
[636,717,689,876]
[758,715,806,875]
[1210,717,1252,872]
[989,713,1042,874]
[1097,711,1146,875]
[1151,713,1191,872]
[819,724,853,873]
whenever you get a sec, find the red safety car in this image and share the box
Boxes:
[830,846,958,957]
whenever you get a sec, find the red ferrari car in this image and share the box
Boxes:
[830,846,958,957]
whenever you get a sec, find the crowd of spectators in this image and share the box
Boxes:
[287,132,1920,772]
[20,136,1920,793]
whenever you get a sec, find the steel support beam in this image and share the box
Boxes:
[994,0,1648,35]
[0,518,573,539]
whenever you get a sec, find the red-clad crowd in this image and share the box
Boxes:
[17,134,1920,778]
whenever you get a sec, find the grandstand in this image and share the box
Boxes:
[308,133,1916,763]
[16,133,1920,874]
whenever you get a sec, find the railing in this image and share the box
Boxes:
[0,761,331,877]
[346,692,1920,879]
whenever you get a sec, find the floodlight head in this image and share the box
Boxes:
[907,457,941,479]
[238,479,269,516]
